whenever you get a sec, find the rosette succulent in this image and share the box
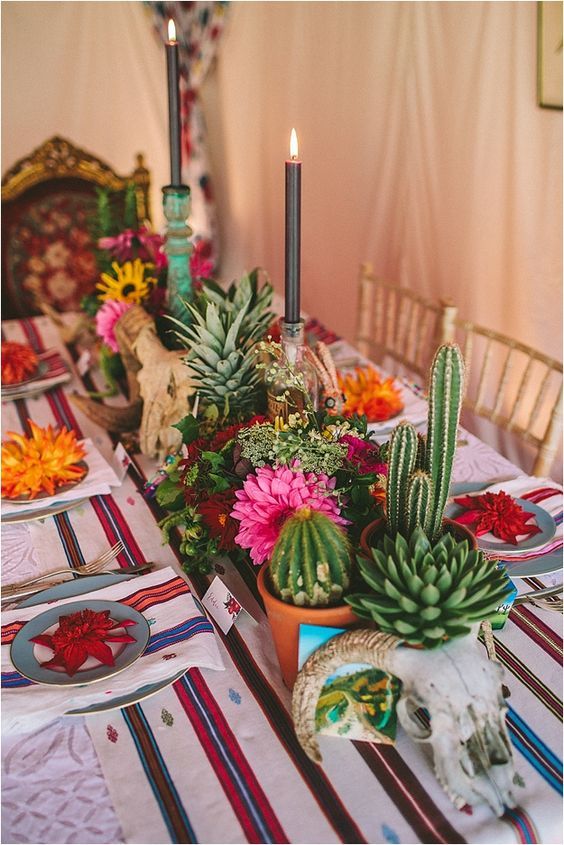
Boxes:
[346,528,512,648]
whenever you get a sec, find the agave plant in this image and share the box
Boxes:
[171,269,273,419]
[346,529,511,648]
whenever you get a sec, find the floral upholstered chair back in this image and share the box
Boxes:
[1,137,150,318]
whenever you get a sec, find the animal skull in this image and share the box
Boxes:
[134,325,195,461]
[292,626,517,816]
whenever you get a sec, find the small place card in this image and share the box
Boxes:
[112,442,132,482]
[201,576,248,635]
[76,349,92,377]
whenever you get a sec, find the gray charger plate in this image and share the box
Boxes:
[17,573,189,714]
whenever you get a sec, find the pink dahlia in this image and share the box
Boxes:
[231,464,349,565]
[95,300,133,352]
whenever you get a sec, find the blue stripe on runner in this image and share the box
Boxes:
[53,510,86,567]
[179,673,276,843]
[122,705,198,843]
[1,672,34,688]
[507,705,563,793]
[90,495,139,568]
[145,619,214,654]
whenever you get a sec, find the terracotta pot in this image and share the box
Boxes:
[360,517,477,557]
[257,565,359,690]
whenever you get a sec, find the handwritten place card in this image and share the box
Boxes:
[112,442,132,482]
[201,576,248,635]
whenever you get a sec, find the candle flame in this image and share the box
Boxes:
[290,128,299,159]
[168,19,177,42]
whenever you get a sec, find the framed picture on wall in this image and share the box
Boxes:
[537,1,563,109]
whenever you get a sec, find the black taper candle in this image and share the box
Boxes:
[285,130,302,324]
[166,21,182,186]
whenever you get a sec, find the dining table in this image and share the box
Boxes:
[1,311,562,845]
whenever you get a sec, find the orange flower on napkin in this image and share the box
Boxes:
[1,421,86,499]
[338,366,404,422]
[453,490,542,545]
[1,341,38,385]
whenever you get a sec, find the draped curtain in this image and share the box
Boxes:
[148,1,229,267]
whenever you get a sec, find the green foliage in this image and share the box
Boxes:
[80,294,102,318]
[157,507,216,575]
[270,510,353,607]
[123,181,137,230]
[346,528,512,648]
[86,345,125,399]
[155,478,185,511]
[173,414,200,445]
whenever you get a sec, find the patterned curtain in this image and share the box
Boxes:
[148,1,229,270]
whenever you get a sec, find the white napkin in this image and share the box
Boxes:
[1,439,121,517]
[1,567,224,735]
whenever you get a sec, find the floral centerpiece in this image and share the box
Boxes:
[153,410,386,576]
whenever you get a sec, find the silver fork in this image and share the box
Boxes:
[1,541,125,596]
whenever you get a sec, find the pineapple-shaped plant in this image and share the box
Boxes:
[346,529,511,648]
[269,509,353,607]
[171,270,273,419]
[386,343,464,542]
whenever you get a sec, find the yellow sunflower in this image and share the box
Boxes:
[96,259,156,304]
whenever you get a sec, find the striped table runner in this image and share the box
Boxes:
[1,315,562,845]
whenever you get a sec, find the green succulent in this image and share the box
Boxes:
[346,528,512,648]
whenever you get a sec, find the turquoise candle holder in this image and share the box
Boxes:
[163,185,193,325]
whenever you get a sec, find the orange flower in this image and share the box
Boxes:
[1,421,86,499]
[1,342,38,385]
[338,367,404,422]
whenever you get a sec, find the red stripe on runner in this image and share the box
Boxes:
[89,496,146,568]
[492,639,562,720]
[510,606,563,662]
[356,743,466,844]
[175,670,288,844]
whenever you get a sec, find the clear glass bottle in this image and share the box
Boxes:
[266,319,318,422]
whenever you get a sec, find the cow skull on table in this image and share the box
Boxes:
[292,626,517,816]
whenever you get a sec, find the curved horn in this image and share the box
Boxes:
[292,629,401,763]
[69,305,154,432]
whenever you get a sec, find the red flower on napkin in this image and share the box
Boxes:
[453,490,542,545]
[30,608,137,676]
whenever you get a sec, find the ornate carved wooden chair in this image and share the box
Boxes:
[355,262,458,380]
[1,136,151,317]
[453,318,563,477]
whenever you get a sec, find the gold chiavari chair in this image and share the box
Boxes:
[453,319,562,477]
[355,262,457,381]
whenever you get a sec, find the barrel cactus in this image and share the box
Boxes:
[269,509,353,607]
[346,529,511,648]
[386,343,465,542]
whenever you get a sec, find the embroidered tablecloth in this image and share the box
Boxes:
[1,315,562,845]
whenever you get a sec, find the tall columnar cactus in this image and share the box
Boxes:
[385,343,465,542]
[269,509,353,607]
[426,344,465,540]
[406,470,434,537]
[386,423,419,535]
